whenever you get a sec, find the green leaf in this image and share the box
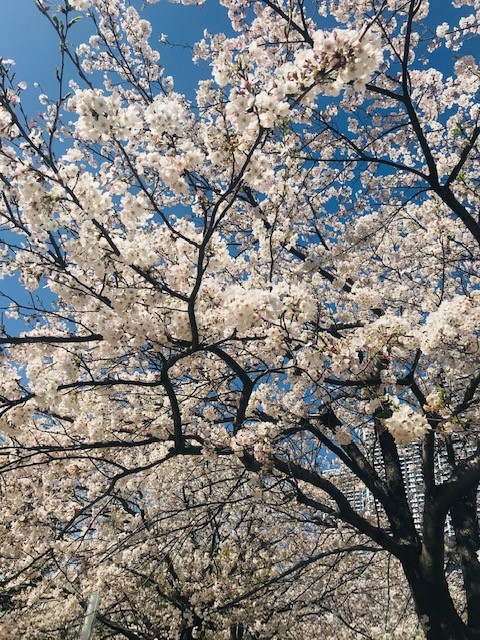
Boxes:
[68,16,83,28]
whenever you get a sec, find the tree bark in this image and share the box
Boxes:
[449,486,480,631]
[401,554,476,640]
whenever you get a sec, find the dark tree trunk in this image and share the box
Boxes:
[449,487,480,630]
[402,554,479,640]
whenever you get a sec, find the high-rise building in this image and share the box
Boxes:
[325,432,478,534]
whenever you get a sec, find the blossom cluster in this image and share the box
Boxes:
[287,27,383,97]
[384,404,431,445]
[0,105,18,138]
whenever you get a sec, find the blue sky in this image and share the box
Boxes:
[0,1,469,110]
[0,0,233,105]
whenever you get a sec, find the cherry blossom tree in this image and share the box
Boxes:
[0,455,420,639]
[0,0,479,638]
